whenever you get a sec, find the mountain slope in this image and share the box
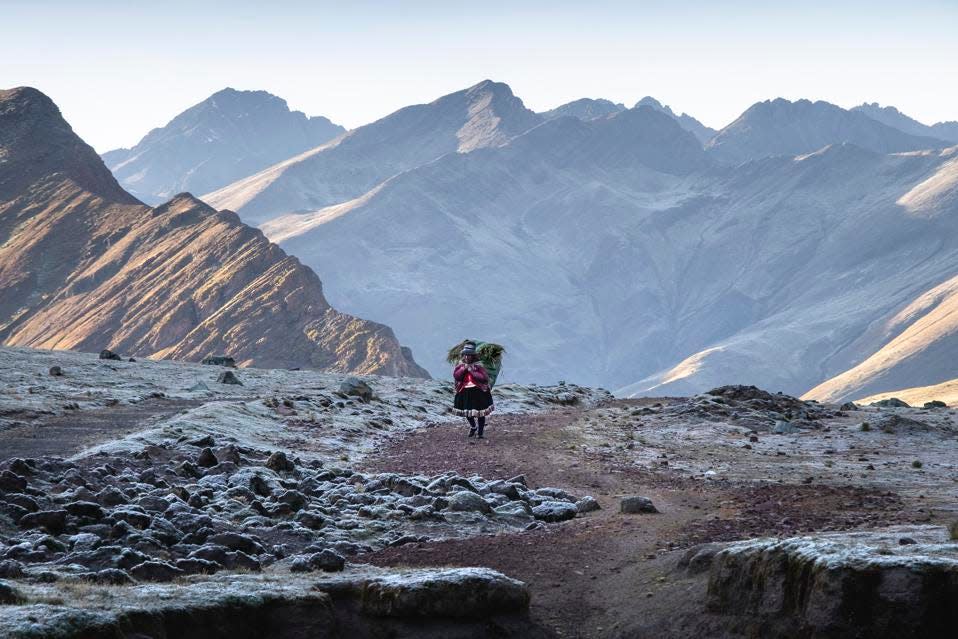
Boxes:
[707,98,950,163]
[202,80,542,225]
[0,86,426,377]
[103,88,345,205]
[634,97,716,144]
[853,103,958,144]
[262,106,717,382]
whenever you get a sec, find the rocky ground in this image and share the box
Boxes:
[0,350,956,638]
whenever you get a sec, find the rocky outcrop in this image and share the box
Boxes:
[0,568,547,638]
[705,526,958,638]
[0,86,427,378]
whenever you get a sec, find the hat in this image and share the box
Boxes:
[461,342,477,356]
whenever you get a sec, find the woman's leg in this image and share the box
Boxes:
[476,416,486,438]
[466,416,477,437]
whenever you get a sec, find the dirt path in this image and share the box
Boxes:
[0,397,201,460]
[359,402,917,638]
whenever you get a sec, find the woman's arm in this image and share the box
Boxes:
[453,363,467,380]
[470,364,489,383]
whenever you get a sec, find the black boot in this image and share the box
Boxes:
[467,417,477,438]
[476,416,486,439]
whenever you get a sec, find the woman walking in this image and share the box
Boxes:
[453,342,495,438]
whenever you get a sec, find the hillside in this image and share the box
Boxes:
[0,86,426,377]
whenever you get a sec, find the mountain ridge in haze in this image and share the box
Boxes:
[853,102,958,143]
[102,88,345,205]
[0,86,426,377]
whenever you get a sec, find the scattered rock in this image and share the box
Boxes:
[129,560,184,582]
[446,491,492,514]
[923,400,947,409]
[575,496,601,514]
[532,501,578,522]
[98,349,123,361]
[216,371,242,385]
[839,401,858,411]
[18,509,67,534]
[196,448,218,468]
[48,365,63,376]
[265,451,295,472]
[870,397,910,408]
[339,377,374,402]
[620,496,658,514]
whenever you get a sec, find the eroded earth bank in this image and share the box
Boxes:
[0,347,955,638]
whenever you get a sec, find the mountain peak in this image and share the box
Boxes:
[541,98,626,122]
[0,86,137,202]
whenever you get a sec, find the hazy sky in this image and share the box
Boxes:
[2,0,956,151]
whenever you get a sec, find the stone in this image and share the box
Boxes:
[839,401,858,411]
[772,420,798,434]
[65,501,105,520]
[18,509,67,534]
[445,491,492,514]
[99,349,123,361]
[0,581,25,605]
[552,392,579,405]
[48,365,63,376]
[339,377,374,402]
[870,397,910,408]
[309,549,346,572]
[923,400,947,409]
[265,451,295,472]
[82,568,133,585]
[532,501,578,522]
[206,532,264,556]
[196,447,218,468]
[216,371,242,385]
[175,558,220,575]
[360,567,530,618]
[706,526,958,637]
[575,496,601,514]
[620,496,658,514]
[0,471,28,493]
[129,560,184,582]
[96,487,128,507]
[0,560,24,579]
[678,543,724,575]
[201,355,236,367]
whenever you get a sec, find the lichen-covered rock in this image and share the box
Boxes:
[706,526,958,638]
[445,490,492,514]
[620,496,658,514]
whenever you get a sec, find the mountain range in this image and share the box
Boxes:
[102,88,345,205]
[7,79,958,401]
[0,87,426,377]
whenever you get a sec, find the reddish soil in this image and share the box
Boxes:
[359,403,917,638]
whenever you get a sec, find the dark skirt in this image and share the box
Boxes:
[453,387,495,417]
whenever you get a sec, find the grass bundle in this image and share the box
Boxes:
[447,339,506,386]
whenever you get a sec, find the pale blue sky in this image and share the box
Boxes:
[2,0,955,151]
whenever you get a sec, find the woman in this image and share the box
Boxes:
[453,342,495,438]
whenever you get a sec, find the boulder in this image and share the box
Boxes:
[265,451,295,472]
[339,377,374,402]
[48,365,63,376]
[0,471,28,493]
[216,371,242,385]
[870,397,910,408]
[196,447,218,468]
[839,401,858,411]
[18,509,67,534]
[65,501,105,520]
[620,496,658,514]
[129,560,184,582]
[445,491,492,514]
[81,568,133,585]
[99,349,122,361]
[923,400,947,409]
[706,526,958,637]
[531,501,578,522]
[0,560,24,579]
[575,496,601,514]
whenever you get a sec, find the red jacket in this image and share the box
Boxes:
[453,362,490,393]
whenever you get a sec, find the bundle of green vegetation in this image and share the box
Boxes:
[447,340,505,387]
